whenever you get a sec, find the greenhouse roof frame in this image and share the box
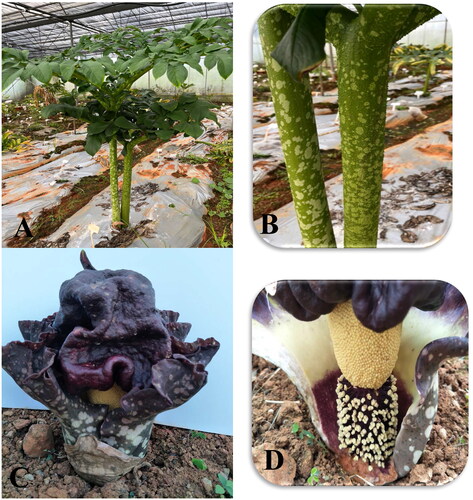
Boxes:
[2,1,233,57]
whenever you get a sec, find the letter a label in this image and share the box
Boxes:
[15,218,33,238]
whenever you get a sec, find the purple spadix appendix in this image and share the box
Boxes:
[252,280,468,485]
[3,251,219,485]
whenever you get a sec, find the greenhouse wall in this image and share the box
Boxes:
[3,65,233,101]
[133,65,233,96]
[399,14,451,46]
[3,77,37,100]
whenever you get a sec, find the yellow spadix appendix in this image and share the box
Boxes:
[252,280,468,485]
[87,384,127,410]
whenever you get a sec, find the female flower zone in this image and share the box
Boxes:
[3,251,219,485]
[252,280,468,484]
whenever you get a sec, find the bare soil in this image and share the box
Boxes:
[2,409,232,498]
[252,356,468,486]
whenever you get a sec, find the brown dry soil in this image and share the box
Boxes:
[252,356,468,486]
[252,94,452,221]
[2,409,232,498]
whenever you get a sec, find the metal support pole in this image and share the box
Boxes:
[69,21,77,135]
[69,20,74,46]
[328,43,336,81]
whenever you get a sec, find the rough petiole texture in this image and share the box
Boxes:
[120,143,135,226]
[120,137,147,226]
[326,5,439,247]
[108,137,120,223]
[258,7,336,248]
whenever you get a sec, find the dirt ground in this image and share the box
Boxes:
[252,356,468,486]
[2,409,232,498]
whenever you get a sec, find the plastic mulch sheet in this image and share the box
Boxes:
[2,136,110,244]
[254,119,452,248]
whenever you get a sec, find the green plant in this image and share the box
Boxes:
[190,430,207,439]
[456,436,467,446]
[205,220,231,248]
[192,458,208,470]
[307,467,320,485]
[200,138,233,166]
[259,4,439,247]
[2,130,31,152]
[391,43,452,95]
[215,471,233,497]
[3,18,232,229]
[291,422,315,445]
[208,172,232,218]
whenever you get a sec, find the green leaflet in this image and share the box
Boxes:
[156,129,175,140]
[49,62,61,75]
[182,122,203,139]
[2,47,29,61]
[186,99,218,123]
[190,18,206,31]
[169,109,188,122]
[2,68,23,90]
[182,35,197,45]
[272,5,332,81]
[85,134,102,156]
[88,121,110,135]
[152,61,167,79]
[216,52,232,79]
[204,54,217,70]
[97,56,116,73]
[60,60,76,81]
[160,100,178,111]
[32,61,53,84]
[181,54,203,75]
[41,103,88,120]
[80,60,105,86]
[128,55,151,74]
[21,63,37,81]
[114,116,136,129]
[167,63,188,87]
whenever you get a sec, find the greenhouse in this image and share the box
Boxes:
[252,5,452,248]
[2,1,233,248]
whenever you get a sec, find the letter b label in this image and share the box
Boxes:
[261,214,278,234]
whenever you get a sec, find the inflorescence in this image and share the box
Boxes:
[336,374,399,469]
